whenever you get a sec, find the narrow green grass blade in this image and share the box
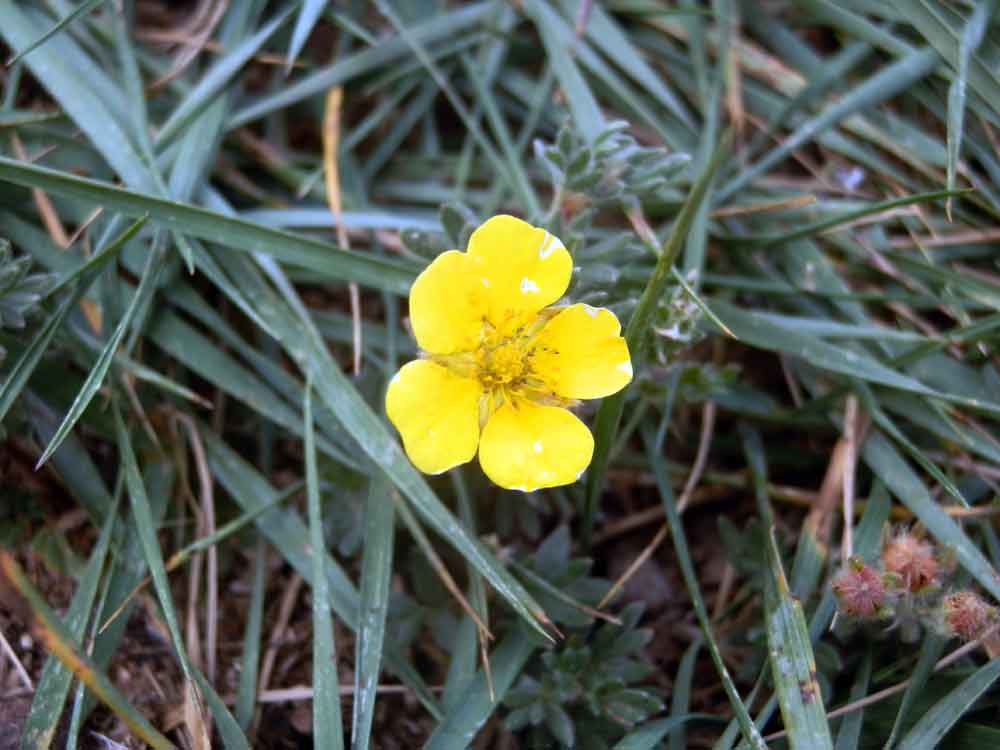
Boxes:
[45,214,148,300]
[370,1,531,208]
[897,657,1000,750]
[0,552,173,750]
[0,109,61,127]
[583,136,727,547]
[459,54,541,217]
[834,646,872,750]
[201,428,443,719]
[157,8,294,146]
[562,0,695,130]
[0,280,88,426]
[669,639,702,750]
[641,418,766,750]
[6,0,109,66]
[351,476,395,750]
[20,498,118,750]
[230,3,491,128]
[890,0,1000,107]
[762,529,834,750]
[0,5,155,191]
[235,534,266,730]
[114,403,250,750]
[710,300,1000,415]
[615,714,724,750]
[0,213,145,422]
[854,381,968,508]
[523,0,604,143]
[885,634,948,749]
[35,247,165,468]
[285,0,326,73]
[945,1,994,206]
[715,47,939,202]
[73,460,172,736]
[423,629,537,750]
[730,189,964,249]
[0,157,418,294]
[862,431,1000,602]
[440,471,485,714]
[304,381,345,750]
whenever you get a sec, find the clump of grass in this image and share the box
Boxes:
[1,2,1000,749]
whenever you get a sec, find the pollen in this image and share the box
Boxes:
[478,340,528,387]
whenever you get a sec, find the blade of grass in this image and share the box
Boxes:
[441,469,491,711]
[350,476,395,750]
[834,646,872,750]
[35,245,165,468]
[235,534,266,730]
[897,657,1000,750]
[304,379,345,750]
[889,0,1000,107]
[423,628,537,750]
[201,427,443,719]
[854,380,969,508]
[561,0,695,131]
[20,496,119,750]
[726,189,966,249]
[0,5,154,189]
[614,714,725,750]
[113,402,249,750]
[715,47,940,203]
[709,300,1000,416]
[0,551,173,750]
[285,0,327,74]
[641,404,766,750]
[762,528,834,750]
[583,135,728,548]
[523,0,604,143]
[230,3,492,128]
[157,8,295,147]
[6,0,109,66]
[668,639,702,750]
[0,156,418,294]
[884,634,948,749]
[945,0,994,216]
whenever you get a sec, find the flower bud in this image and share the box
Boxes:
[832,557,890,619]
[942,591,997,641]
[881,531,939,593]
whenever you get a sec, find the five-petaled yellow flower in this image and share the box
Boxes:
[386,215,632,492]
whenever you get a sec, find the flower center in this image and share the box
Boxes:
[478,340,528,387]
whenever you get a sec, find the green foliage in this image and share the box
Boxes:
[503,527,663,749]
[0,238,51,362]
[2,1,1000,748]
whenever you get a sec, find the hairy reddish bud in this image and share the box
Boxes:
[943,591,997,641]
[832,558,888,618]
[882,532,938,593]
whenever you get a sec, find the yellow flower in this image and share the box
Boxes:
[386,215,632,491]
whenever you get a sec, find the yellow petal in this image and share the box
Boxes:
[409,250,487,354]
[386,360,482,475]
[466,215,572,330]
[478,398,594,491]
[530,304,632,399]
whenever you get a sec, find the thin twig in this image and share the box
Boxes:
[323,86,363,376]
[0,627,33,690]
[841,395,858,562]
